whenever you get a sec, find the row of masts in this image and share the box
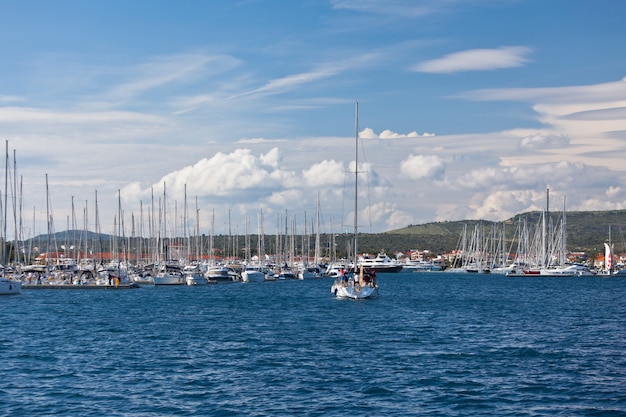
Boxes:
[452,187,569,270]
[0,142,331,268]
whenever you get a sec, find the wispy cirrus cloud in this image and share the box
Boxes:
[330,0,448,17]
[456,77,626,104]
[0,95,25,103]
[99,52,241,107]
[0,106,166,125]
[413,46,532,74]
[233,52,381,98]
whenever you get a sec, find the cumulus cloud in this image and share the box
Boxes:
[386,209,415,231]
[400,154,446,180]
[606,186,622,199]
[454,161,592,191]
[360,127,435,139]
[303,160,345,187]
[144,148,294,201]
[413,46,532,74]
[518,133,569,150]
[464,189,545,221]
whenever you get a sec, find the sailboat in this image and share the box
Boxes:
[0,141,21,294]
[331,102,379,299]
[0,275,21,295]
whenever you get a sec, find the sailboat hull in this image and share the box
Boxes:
[331,281,378,299]
[0,278,21,295]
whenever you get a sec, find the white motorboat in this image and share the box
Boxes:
[298,265,321,279]
[205,265,240,283]
[358,252,404,273]
[277,266,297,280]
[403,259,444,272]
[241,266,265,283]
[184,265,209,285]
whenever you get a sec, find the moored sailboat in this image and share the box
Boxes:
[0,275,21,295]
[331,102,379,299]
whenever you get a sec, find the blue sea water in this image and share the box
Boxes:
[2,272,626,416]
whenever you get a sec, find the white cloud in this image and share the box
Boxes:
[518,133,569,150]
[0,106,167,125]
[453,161,591,191]
[146,148,294,201]
[400,154,446,180]
[106,52,241,104]
[360,127,435,139]
[303,160,345,187]
[458,78,626,104]
[413,46,532,74]
[266,188,303,207]
[237,138,287,145]
[0,95,24,103]
[465,189,543,221]
[330,0,445,17]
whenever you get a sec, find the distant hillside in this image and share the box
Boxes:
[379,209,626,255]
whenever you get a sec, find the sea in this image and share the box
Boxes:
[2,272,626,416]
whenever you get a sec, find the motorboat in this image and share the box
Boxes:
[358,252,404,273]
[241,265,265,283]
[205,265,240,283]
[184,265,209,285]
[403,259,443,272]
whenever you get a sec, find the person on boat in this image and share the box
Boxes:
[339,268,346,281]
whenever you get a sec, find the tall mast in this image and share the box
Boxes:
[3,140,8,265]
[353,101,359,270]
[45,174,50,272]
[562,196,567,265]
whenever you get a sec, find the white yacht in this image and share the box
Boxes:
[358,252,404,273]
[241,265,266,283]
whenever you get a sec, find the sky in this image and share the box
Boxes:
[0,0,625,241]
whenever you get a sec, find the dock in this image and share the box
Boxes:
[22,283,140,290]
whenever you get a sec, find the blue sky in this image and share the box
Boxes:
[1,0,625,241]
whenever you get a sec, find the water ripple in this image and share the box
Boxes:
[2,275,626,416]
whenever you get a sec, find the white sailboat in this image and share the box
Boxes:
[331,102,379,299]
[241,211,266,283]
[0,275,21,295]
[0,141,21,294]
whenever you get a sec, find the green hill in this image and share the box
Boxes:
[372,209,626,256]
